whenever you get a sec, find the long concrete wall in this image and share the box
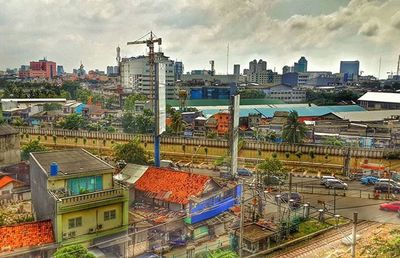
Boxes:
[16,127,386,159]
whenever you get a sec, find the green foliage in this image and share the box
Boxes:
[83,137,87,145]
[239,89,266,99]
[103,139,106,146]
[207,131,217,139]
[60,113,85,130]
[52,135,57,144]
[204,147,208,156]
[323,137,345,147]
[76,88,91,104]
[122,110,154,134]
[195,248,238,258]
[384,150,400,160]
[282,111,306,144]
[21,139,47,160]
[306,89,360,105]
[43,103,62,111]
[182,144,186,154]
[170,111,185,134]
[113,138,148,165]
[285,152,290,159]
[257,157,285,177]
[309,150,315,160]
[293,219,330,238]
[124,93,146,113]
[271,152,278,159]
[54,244,95,258]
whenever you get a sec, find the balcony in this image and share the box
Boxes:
[50,185,128,213]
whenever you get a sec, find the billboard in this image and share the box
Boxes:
[230,94,240,176]
[156,63,166,135]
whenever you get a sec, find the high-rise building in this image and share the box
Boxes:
[233,64,240,75]
[247,59,268,84]
[282,65,294,74]
[249,59,257,73]
[294,56,307,73]
[57,65,64,76]
[340,60,360,81]
[120,52,176,99]
[106,66,114,76]
[174,61,184,81]
[19,59,56,79]
[256,59,267,73]
[19,65,30,72]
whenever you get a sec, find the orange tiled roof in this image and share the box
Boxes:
[0,220,54,253]
[0,176,16,189]
[135,167,210,204]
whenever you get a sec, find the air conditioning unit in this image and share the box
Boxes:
[89,228,95,233]
[68,231,76,238]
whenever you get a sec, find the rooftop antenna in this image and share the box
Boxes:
[227,43,229,75]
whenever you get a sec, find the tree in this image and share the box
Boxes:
[60,113,85,130]
[182,144,186,154]
[204,147,208,157]
[122,110,154,134]
[285,152,290,159]
[282,111,306,144]
[54,244,95,258]
[52,135,57,145]
[170,112,185,134]
[21,140,47,160]
[123,93,146,113]
[240,89,266,99]
[257,157,285,186]
[113,138,148,165]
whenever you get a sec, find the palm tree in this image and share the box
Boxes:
[170,112,185,134]
[282,110,306,144]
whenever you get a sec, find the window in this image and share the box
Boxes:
[104,210,116,221]
[68,175,103,195]
[2,190,10,195]
[68,217,82,229]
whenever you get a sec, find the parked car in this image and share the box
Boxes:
[237,168,253,177]
[325,179,348,190]
[278,192,302,208]
[320,176,336,185]
[380,201,400,211]
[264,175,284,186]
[374,182,400,193]
[360,176,379,185]
[378,179,400,187]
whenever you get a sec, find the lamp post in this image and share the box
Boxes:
[334,214,341,228]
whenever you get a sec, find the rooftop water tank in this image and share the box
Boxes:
[50,162,58,176]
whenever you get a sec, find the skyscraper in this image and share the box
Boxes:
[233,64,240,75]
[294,56,307,73]
[256,59,267,72]
[340,60,360,81]
[57,65,64,76]
[249,59,257,73]
[174,61,184,81]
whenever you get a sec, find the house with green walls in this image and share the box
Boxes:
[30,149,129,253]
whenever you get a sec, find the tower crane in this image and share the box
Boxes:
[127,31,162,103]
[127,31,163,167]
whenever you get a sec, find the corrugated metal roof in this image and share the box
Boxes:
[0,124,18,136]
[330,110,400,122]
[358,92,400,104]
[202,105,365,118]
[116,164,149,184]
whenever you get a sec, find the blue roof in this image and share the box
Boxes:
[202,105,365,118]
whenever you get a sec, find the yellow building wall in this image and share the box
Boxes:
[97,203,123,231]
[48,179,65,190]
[61,203,123,238]
[103,173,113,189]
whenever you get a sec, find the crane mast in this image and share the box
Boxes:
[127,31,162,104]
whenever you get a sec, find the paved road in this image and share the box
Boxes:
[301,193,400,224]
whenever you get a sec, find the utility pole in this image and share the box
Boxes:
[239,180,245,258]
[287,173,293,237]
[333,188,336,214]
[351,212,358,258]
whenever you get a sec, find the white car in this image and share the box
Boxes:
[320,176,336,185]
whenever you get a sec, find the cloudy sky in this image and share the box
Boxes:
[1,0,400,77]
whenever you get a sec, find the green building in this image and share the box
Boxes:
[30,149,129,252]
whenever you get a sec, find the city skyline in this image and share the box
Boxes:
[1,0,400,77]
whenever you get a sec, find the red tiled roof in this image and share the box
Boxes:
[135,167,210,204]
[0,176,16,189]
[0,220,54,253]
